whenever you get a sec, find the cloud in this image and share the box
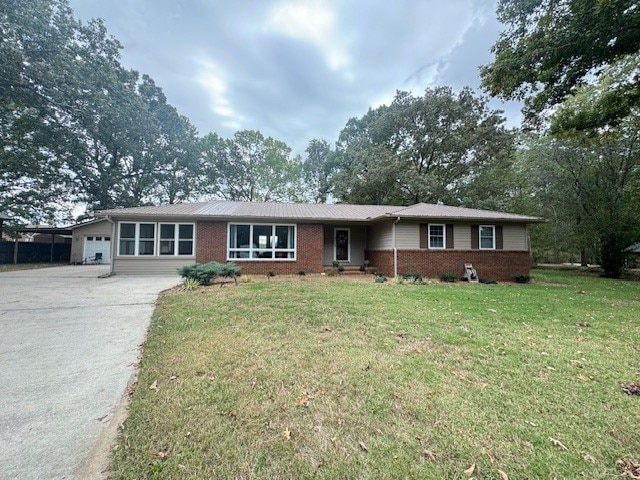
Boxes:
[69,0,519,153]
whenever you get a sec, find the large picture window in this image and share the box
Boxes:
[118,222,194,256]
[428,224,446,249]
[479,225,495,249]
[228,224,295,260]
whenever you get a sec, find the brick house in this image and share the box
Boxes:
[91,201,543,280]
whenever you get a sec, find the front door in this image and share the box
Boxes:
[334,228,350,262]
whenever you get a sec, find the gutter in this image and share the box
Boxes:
[392,216,401,278]
[105,215,116,275]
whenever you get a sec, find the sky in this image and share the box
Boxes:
[69,0,521,156]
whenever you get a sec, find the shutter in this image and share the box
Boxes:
[471,225,479,249]
[419,224,428,249]
[496,225,503,250]
[446,224,454,249]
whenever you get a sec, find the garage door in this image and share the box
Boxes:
[84,236,111,264]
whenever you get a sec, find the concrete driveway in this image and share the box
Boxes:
[0,265,179,479]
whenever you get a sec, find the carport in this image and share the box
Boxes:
[11,226,72,264]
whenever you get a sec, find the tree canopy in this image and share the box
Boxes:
[481,0,640,130]
[331,87,514,206]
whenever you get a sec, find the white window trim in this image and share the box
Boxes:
[227,223,297,261]
[428,223,446,249]
[333,227,351,262]
[117,222,196,257]
[479,224,496,250]
[158,222,196,257]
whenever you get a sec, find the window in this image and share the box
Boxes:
[159,223,194,256]
[118,222,194,256]
[87,236,94,241]
[428,224,445,249]
[479,225,495,249]
[228,224,295,260]
[95,236,102,241]
[138,223,155,255]
[119,223,135,255]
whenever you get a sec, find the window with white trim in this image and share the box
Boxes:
[118,222,194,256]
[479,225,495,249]
[228,224,296,260]
[428,224,446,249]
[159,223,194,256]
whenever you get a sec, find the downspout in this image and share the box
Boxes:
[392,216,401,278]
[105,215,116,275]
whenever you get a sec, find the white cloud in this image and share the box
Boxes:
[195,58,242,130]
[265,0,348,70]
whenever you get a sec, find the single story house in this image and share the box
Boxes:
[77,201,543,280]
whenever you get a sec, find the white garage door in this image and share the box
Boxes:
[84,235,111,264]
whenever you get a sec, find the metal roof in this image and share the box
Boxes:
[96,200,544,223]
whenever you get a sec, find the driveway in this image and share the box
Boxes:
[0,265,179,479]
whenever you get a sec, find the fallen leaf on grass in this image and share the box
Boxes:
[577,373,591,382]
[154,449,170,460]
[297,395,311,407]
[331,437,340,451]
[358,441,369,452]
[583,454,597,463]
[169,375,178,380]
[522,440,533,449]
[488,309,497,313]
[464,463,476,477]
[621,383,640,396]
[549,437,568,451]
[282,428,291,440]
[149,380,158,392]
[486,451,496,463]
[498,469,509,480]
[616,458,640,478]
[422,450,436,460]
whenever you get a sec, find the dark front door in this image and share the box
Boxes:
[335,229,349,262]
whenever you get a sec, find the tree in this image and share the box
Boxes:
[303,139,337,203]
[202,130,303,203]
[332,87,514,206]
[481,0,640,130]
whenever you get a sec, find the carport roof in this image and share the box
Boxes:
[96,200,544,223]
[14,226,73,235]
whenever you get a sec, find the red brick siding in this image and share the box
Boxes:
[366,249,532,281]
[196,221,324,275]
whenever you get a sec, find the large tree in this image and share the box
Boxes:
[332,87,514,206]
[202,130,303,203]
[302,139,336,203]
[481,0,640,130]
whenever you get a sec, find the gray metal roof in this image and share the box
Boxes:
[96,200,544,223]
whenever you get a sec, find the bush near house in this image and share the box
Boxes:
[177,262,241,285]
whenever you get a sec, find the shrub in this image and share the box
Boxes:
[403,272,423,284]
[298,270,306,276]
[513,272,531,283]
[332,260,340,268]
[338,265,345,273]
[239,275,253,283]
[266,270,275,280]
[178,262,223,285]
[375,274,388,283]
[441,272,456,283]
[325,268,337,277]
[218,262,241,285]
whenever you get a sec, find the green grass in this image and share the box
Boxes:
[111,270,640,479]
[0,262,67,272]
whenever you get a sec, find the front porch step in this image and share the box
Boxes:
[323,265,376,275]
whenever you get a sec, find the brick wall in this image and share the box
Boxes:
[196,221,324,275]
[366,249,532,281]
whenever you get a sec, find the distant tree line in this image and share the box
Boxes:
[1,0,639,276]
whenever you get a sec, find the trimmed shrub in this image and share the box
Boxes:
[375,274,388,283]
[403,272,423,284]
[266,270,276,280]
[441,272,457,283]
[513,272,531,284]
[178,262,240,286]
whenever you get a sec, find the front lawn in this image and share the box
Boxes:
[111,270,640,479]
